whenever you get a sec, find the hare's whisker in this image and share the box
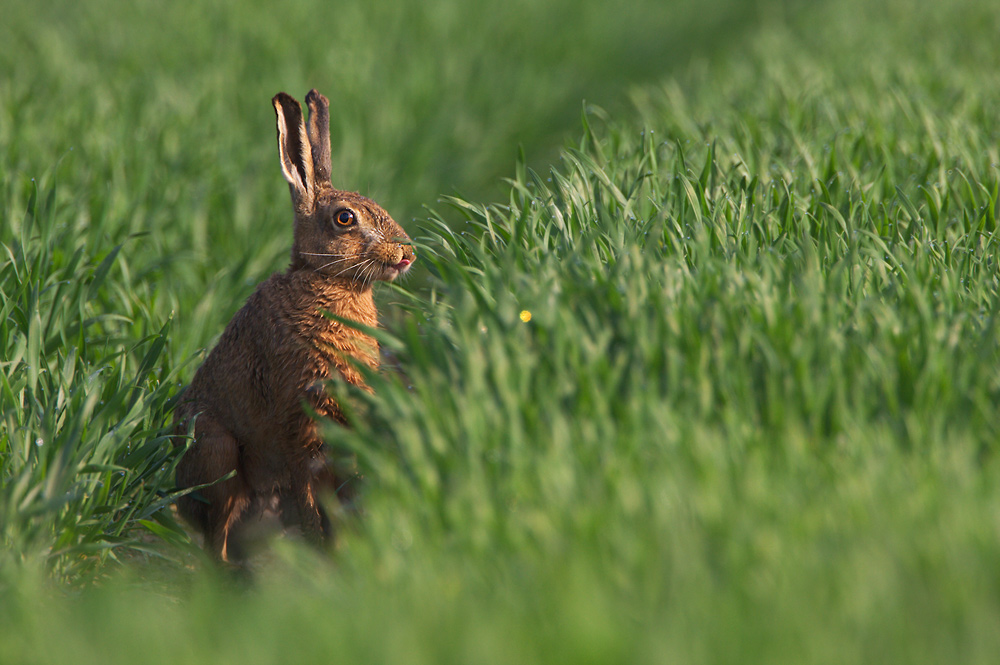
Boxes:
[317,255,360,271]
[333,258,373,279]
[301,251,353,258]
[363,261,381,289]
[364,260,380,287]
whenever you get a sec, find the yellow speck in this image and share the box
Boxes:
[519,310,532,322]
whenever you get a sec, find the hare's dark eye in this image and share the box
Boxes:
[335,210,357,227]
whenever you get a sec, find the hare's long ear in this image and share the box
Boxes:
[305,89,332,184]
[273,92,315,213]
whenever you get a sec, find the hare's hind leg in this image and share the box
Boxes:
[279,448,330,547]
[288,473,328,546]
[276,484,332,544]
[176,414,251,562]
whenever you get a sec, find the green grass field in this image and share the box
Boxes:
[3,0,1000,662]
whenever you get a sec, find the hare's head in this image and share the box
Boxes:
[273,90,415,284]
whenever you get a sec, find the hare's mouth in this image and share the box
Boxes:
[381,257,413,281]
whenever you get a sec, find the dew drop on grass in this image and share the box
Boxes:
[35,438,43,447]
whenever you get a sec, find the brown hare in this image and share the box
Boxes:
[174,89,415,562]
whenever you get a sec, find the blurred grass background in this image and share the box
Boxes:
[0,0,767,357]
[3,0,1000,663]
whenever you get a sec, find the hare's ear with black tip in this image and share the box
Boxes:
[305,89,332,184]
[273,92,315,213]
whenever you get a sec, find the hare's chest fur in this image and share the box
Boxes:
[182,271,377,441]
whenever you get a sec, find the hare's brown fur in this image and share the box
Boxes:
[174,90,414,562]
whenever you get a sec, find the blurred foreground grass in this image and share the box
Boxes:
[3,0,1000,663]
